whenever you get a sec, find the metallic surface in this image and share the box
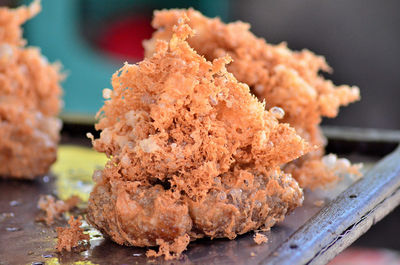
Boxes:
[267,145,400,265]
[323,126,400,143]
[0,128,399,265]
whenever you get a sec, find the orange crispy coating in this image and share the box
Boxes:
[0,0,40,46]
[0,1,63,179]
[253,233,268,245]
[87,18,309,259]
[56,216,90,252]
[286,153,362,189]
[37,195,80,225]
[144,9,361,188]
[146,234,190,260]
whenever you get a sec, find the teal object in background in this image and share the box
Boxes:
[22,0,229,124]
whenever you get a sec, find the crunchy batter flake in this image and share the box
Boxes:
[0,0,63,179]
[146,234,190,260]
[144,9,361,188]
[56,216,90,252]
[253,233,268,245]
[37,195,80,225]
[313,200,325,207]
[87,18,309,259]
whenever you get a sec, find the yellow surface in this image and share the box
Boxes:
[44,258,99,265]
[51,145,108,202]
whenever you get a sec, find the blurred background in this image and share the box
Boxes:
[1,0,399,129]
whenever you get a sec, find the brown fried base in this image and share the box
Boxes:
[87,167,303,248]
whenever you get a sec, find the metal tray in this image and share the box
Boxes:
[1,126,400,265]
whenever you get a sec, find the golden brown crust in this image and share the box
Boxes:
[0,1,63,179]
[144,9,360,189]
[56,216,90,252]
[87,18,308,259]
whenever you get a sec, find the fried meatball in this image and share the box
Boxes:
[143,9,360,188]
[87,18,309,259]
[0,1,63,179]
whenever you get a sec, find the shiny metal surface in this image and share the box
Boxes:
[268,146,400,265]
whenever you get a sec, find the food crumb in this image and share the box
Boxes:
[0,0,63,179]
[273,251,279,256]
[250,252,257,257]
[146,234,190,260]
[253,233,268,245]
[37,195,80,225]
[313,200,325,207]
[56,216,90,252]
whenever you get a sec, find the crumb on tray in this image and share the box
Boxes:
[253,233,268,245]
[146,234,190,260]
[37,195,80,225]
[56,216,90,252]
[313,200,325,207]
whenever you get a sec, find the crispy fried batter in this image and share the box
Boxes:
[313,200,325,207]
[146,234,190,260]
[87,18,309,259]
[56,216,90,252]
[253,233,268,245]
[37,195,80,225]
[0,0,40,46]
[285,154,362,189]
[144,9,361,188]
[0,0,63,179]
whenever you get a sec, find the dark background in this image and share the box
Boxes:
[230,0,400,130]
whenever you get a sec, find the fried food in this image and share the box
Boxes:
[285,153,361,189]
[143,9,361,188]
[56,216,90,252]
[37,195,80,225]
[87,18,310,259]
[146,234,190,260]
[0,0,63,179]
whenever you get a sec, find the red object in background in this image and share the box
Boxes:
[329,248,400,265]
[98,15,154,62]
